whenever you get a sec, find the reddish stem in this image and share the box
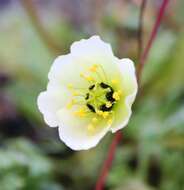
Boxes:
[94,0,170,190]
[137,0,170,83]
[95,131,122,190]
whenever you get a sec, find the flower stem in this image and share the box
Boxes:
[137,0,170,83]
[20,0,62,55]
[137,0,147,61]
[95,131,122,190]
[94,0,170,189]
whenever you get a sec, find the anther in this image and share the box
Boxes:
[111,79,118,85]
[100,82,110,89]
[67,83,73,89]
[118,90,122,95]
[85,93,89,100]
[107,118,113,125]
[72,91,79,96]
[113,91,121,101]
[106,101,112,108]
[89,64,98,72]
[74,109,86,117]
[66,99,75,109]
[89,84,95,90]
[87,124,95,132]
[106,91,115,102]
[86,76,95,82]
[100,104,113,111]
[96,109,103,116]
[80,73,95,82]
[80,73,85,78]
[92,117,98,123]
[86,104,95,112]
[102,112,109,118]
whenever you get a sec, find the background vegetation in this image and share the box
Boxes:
[0,0,183,190]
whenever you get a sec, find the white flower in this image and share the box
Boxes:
[37,36,138,150]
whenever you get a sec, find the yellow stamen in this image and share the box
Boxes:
[80,72,95,82]
[111,79,118,85]
[80,72,85,78]
[118,90,122,95]
[67,83,73,89]
[106,101,112,108]
[72,91,79,96]
[87,124,95,132]
[113,91,121,101]
[107,118,113,125]
[96,109,103,116]
[89,64,98,72]
[66,99,75,109]
[86,76,95,82]
[102,111,109,118]
[74,108,86,117]
[92,117,98,123]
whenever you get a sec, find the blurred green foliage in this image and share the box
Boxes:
[0,1,184,190]
[0,138,63,190]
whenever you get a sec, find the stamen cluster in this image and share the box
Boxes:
[67,64,121,133]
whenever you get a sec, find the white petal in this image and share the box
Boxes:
[48,37,121,89]
[71,36,123,82]
[57,108,110,150]
[70,35,113,59]
[118,58,137,97]
[48,54,94,89]
[48,55,80,85]
[37,86,69,127]
[111,58,138,133]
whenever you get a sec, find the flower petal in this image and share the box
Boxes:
[57,108,110,150]
[37,86,69,127]
[118,58,137,97]
[110,58,138,132]
[48,54,88,88]
[70,35,114,59]
[71,36,124,80]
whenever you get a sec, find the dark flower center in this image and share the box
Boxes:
[85,82,115,113]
